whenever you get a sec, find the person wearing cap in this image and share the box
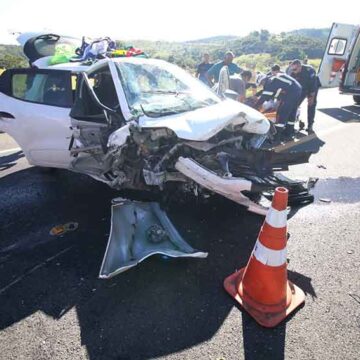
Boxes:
[255,73,302,139]
[195,53,213,86]
[289,59,321,133]
[206,51,242,86]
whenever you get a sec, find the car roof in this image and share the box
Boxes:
[33,57,168,72]
[33,56,168,73]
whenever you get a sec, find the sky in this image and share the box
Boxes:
[0,0,359,44]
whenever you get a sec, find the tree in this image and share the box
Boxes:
[278,46,306,61]
[260,30,270,42]
[0,54,27,69]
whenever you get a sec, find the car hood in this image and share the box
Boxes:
[138,99,269,141]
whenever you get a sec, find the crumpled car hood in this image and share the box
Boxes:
[138,99,269,141]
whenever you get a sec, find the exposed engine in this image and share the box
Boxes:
[69,118,314,216]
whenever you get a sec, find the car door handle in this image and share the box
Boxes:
[0,111,15,119]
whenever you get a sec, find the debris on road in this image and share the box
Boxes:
[319,198,332,203]
[99,199,208,278]
[306,177,319,190]
[49,222,79,236]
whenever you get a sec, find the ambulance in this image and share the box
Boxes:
[318,23,360,104]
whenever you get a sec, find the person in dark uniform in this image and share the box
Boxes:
[195,53,213,86]
[289,59,321,133]
[256,73,302,139]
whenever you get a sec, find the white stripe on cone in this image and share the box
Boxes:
[253,239,287,267]
[265,207,287,228]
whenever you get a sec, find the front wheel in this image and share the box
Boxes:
[353,95,360,105]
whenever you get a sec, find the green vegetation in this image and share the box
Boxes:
[0,44,27,69]
[0,53,27,69]
[11,73,28,98]
[233,54,321,73]
[127,28,328,72]
[0,28,328,73]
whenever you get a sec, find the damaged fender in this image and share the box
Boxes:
[99,200,208,278]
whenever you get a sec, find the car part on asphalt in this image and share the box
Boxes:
[223,187,305,328]
[99,199,208,278]
[49,222,79,236]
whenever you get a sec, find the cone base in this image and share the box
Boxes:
[224,267,305,328]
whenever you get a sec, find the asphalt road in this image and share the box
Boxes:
[0,88,359,360]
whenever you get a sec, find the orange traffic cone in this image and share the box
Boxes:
[224,187,305,327]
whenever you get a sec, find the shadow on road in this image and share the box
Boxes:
[274,130,326,155]
[318,104,360,123]
[239,268,315,360]
[0,166,314,359]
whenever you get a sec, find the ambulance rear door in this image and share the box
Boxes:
[318,23,360,88]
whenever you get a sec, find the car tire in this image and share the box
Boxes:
[353,95,360,105]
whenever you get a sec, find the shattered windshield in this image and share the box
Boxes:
[115,60,220,117]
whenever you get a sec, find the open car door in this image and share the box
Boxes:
[68,61,127,178]
[318,23,360,88]
[0,68,74,168]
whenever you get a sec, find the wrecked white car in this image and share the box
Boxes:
[0,33,314,218]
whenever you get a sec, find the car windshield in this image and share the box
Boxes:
[115,60,220,117]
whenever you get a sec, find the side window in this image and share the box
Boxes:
[71,64,122,122]
[88,65,119,109]
[11,71,72,107]
[328,38,347,56]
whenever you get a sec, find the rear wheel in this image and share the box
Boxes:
[353,95,360,105]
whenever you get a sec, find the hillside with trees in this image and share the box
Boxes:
[0,28,329,72]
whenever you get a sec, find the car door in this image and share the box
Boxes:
[68,61,128,178]
[0,68,74,168]
[318,23,360,88]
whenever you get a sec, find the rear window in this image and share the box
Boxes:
[11,71,72,107]
[24,34,81,63]
[328,38,347,55]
